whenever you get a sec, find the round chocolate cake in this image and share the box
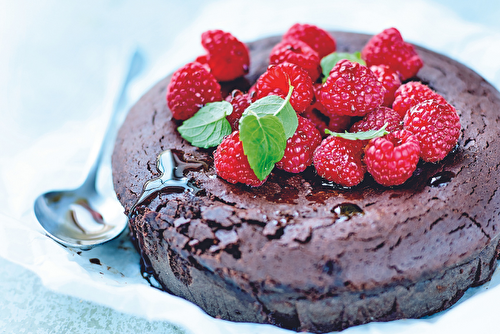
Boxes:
[112,31,500,332]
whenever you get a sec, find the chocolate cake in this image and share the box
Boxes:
[111,31,500,332]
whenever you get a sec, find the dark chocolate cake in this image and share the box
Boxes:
[111,31,500,332]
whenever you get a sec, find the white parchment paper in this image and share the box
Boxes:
[1,0,500,333]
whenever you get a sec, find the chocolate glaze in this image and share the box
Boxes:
[112,32,500,332]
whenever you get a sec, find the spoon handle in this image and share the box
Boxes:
[83,50,144,190]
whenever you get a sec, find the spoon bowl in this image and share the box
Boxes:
[34,50,144,250]
[35,188,123,250]
[34,187,125,250]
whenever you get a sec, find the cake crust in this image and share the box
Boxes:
[112,31,500,332]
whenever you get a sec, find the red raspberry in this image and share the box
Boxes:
[269,39,321,82]
[364,130,420,186]
[361,27,423,81]
[319,59,385,117]
[303,102,352,136]
[393,81,449,118]
[313,136,366,187]
[303,83,351,136]
[302,105,330,136]
[328,114,353,133]
[403,100,461,162]
[248,83,258,100]
[276,116,322,173]
[282,23,336,58]
[166,62,222,120]
[195,54,208,65]
[201,30,250,82]
[350,106,403,133]
[225,90,252,131]
[369,64,401,107]
[255,62,314,113]
[214,131,266,187]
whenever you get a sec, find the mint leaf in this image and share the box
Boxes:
[177,101,233,148]
[237,84,297,181]
[241,87,298,139]
[321,51,366,83]
[239,114,287,181]
[276,86,298,139]
[326,123,389,140]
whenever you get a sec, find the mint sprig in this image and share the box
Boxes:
[239,85,298,181]
[239,114,287,181]
[177,101,233,148]
[241,87,298,139]
[321,51,366,83]
[325,123,389,140]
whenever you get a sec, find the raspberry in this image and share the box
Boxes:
[369,64,401,107]
[276,116,322,173]
[225,90,252,131]
[364,130,420,186]
[214,131,266,187]
[255,62,314,113]
[393,81,449,118]
[319,59,385,117]
[361,27,423,81]
[403,100,461,162]
[302,105,330,136]
[282,23,336,58]
[303,102,352,136]
[350,106,403,133]
[328,114,353,133]
[303,83,351,136]
[166,62,222,120]
[201,30,250,82]
[195,54,209,65]
[248,83,258,100]
[313,136,366,187]
[269,39,321,82]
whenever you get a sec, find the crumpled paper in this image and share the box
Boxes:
[1,0,500,333]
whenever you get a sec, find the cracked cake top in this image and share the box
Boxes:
[112,31,500,332]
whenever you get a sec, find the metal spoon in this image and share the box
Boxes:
[34,50,144,250]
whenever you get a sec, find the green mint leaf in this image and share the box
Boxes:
[277,85,299,139]
[325,123,389,140]
[321,51,366,83]
[237,83,297,181]
[177,101,233,148]
[241,87,298,139]
[239,114,287,181]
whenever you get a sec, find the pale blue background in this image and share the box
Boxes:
[1,1,500,333]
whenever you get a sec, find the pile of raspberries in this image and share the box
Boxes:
[166,24,461,188]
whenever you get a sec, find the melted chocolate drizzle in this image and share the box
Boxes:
[127,149,203,288]
[128,149,203,218]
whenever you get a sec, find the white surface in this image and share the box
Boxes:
[1,0,500,333]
